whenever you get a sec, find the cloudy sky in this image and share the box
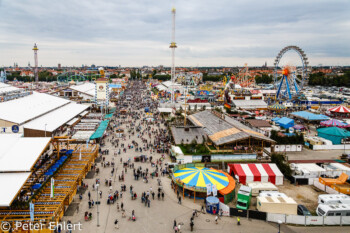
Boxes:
[0,0,349,67]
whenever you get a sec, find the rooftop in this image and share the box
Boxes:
[188,111,274,145]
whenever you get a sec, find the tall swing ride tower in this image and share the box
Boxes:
[170,8,177,103]
[32,43,39,82]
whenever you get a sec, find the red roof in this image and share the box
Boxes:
[328,105,350,113]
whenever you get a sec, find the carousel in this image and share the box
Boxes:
[172,165,235,203]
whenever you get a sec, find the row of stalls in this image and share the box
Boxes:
[291,163,350,178]
[228,163,284,185]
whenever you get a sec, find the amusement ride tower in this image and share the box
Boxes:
[32,43,39,82]
[170,8,177,103]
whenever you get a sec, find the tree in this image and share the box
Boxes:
[271,153,291,177]
[152,69,157,77]
[153,74,171,81]
[255,73,273,84]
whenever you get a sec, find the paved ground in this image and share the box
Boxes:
[61,82,350,233]
[287,148,344,161]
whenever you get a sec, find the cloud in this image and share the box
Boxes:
[0,0,349,66]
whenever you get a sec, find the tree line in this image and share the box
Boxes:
[308,71,350,87]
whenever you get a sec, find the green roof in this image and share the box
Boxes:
[90,120,109,139]
[104,113,113,119]
[317,127,350,138]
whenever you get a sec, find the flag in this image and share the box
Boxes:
[50,178,55,198]
[29,202,34,221]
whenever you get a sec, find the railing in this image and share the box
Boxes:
[205,143,255,154]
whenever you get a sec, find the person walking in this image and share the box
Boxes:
[173,219,177,229]
[178,196,181,204]
[88,191,91,200]
[114,219,119,229]
[190,221,194,231]
[237,217,241,225]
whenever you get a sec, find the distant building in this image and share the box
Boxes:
[58,63,61,69]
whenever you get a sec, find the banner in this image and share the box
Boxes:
[212,185,217,197]
[50,178,55,198]
[29,202,34,221]
[206,183,212,196]
[219,202,230,216]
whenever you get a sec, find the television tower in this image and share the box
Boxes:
[170,8,177,103]
[32,43,39,82]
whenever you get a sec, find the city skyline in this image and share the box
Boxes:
[1,0,350,67]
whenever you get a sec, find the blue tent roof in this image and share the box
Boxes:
[272,117,281,122]
[291,111,330,121]
[277,117,294,125]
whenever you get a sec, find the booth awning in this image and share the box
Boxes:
[90,120,109,139]
[104,114,113,119]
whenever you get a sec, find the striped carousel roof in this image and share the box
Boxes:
[173,167,229,190]
[268,103,286,110]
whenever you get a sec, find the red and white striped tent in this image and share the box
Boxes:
[328,105,350,113]
[228,163,284,185]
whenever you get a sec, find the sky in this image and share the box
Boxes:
[0,0,349,67]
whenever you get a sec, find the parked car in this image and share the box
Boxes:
[297,204,312,216]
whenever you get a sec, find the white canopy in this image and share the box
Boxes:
[0,173,31,206]
[158,108,173,113]
[0,92,70,125]
[0,135,51,172]
[23,102,89,132]
[72,131,95,140]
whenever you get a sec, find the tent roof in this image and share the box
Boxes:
[0,173,31,207]
[232,99,267,109]
[328,105,350,113]
[90,120,109,140]
[0,135,51,172]
[0,92,70,125]
[23,102,88,132]
[277,117,294,125]
[317,127,350,138]
[188,111,275,145]
[272,117,281,122]
[291,111,329,121]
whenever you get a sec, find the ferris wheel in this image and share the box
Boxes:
[274,46,309,100]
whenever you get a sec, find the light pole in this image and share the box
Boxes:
[278,220,282,233]
[44,123,47,137]
[96,183,100,227]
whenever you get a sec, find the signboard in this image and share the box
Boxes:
[12,125,19,133]
[206,183,212,195]
[29,202,34,221]
[96,82,107,100]
[212,185,217,197]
